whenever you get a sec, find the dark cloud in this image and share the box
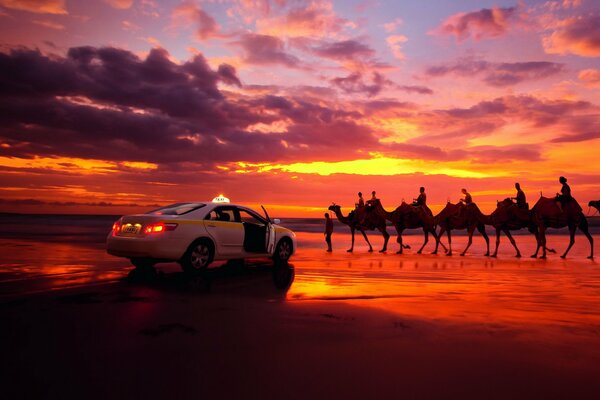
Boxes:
[0,45,382,166]
[234,34,301,68]
[311,39,375,60]
[551,131,600,143]
[425,58,565,87]
[397,85,433,95]
[331,72,392,97]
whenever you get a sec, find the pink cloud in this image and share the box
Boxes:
[433,6,519,41]
[386,34,407,60]
[172,2,221,41]
[0,0,67,14]
[32,19,65,30]
[543,14,600,57]
[383,18,403,33]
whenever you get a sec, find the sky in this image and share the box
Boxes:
[0,0,599,217]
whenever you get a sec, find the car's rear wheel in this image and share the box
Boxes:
[180,239,214,274]
[273,238,292,263]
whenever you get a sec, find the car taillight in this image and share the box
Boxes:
[112,218,122,236]
[144,222,178,234]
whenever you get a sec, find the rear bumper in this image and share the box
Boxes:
[106,234,186,260]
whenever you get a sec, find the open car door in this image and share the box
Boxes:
[261,205,276,255]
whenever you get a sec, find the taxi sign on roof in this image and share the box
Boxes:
[212,194,230,203]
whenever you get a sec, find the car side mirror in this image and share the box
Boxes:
[273,218,281,224]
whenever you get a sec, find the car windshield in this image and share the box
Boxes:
[146,203,206,216]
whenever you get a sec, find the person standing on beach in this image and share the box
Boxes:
[512,183,527,209]
[324,212,333,252]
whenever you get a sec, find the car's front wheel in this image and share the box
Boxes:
[180,239,214,274]
[273,238,292,263]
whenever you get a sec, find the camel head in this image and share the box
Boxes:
[497,198,514,208]
[328,204,340,212]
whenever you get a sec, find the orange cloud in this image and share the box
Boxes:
[0,0,67,14]
[32,19,65,30]
[255,1,346,38]
[104,0,133,10]
[543,14,600,57]
[578,69,600,88]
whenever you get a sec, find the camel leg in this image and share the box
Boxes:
[477,223,490,256]
[578,219,594,259]
[432,227,442,254]
[461,227,475,256]
[431,228,447,254]
[561,226,576,259]
[396,229,405,254]
[417,229,429,254]
[529,227,541,258]
[446,229,453,256]
[539,227,547,259]
[348,227,355,252]
[379,227,389,253]
[361,229,373,252]
[504,229,521,257]
[492,228,501,258]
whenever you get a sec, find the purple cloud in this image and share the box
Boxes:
[331,72,392,97]
[234,34,301,68]
[425,58,565,87]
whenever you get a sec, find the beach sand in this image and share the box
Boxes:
[1,230,599,399]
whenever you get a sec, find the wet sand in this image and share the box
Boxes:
[1,231,599,399]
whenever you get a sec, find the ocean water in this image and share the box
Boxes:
[0,213,598,245]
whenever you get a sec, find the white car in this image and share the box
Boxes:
[106,197,296,273]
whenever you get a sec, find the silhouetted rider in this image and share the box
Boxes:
[512,182,527,209]
[556,176,572,213]
[412,187,426,207]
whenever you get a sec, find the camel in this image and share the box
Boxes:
[487,198,556,258]
[366,199,447,254]
[328,204,390,253]
[589,200,600,214]
[530,197,593,259]
[433,202,490,256]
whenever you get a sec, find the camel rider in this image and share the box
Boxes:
[512,182,527,209]
[458,188,472,217]
[460,188,472,205]
[413,187,426,207]
[370,191,377,203]
[556,176,572,213]
[356,192,365,209]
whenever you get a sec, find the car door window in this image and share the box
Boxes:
[206,207,238,222]
[239,209,266,225]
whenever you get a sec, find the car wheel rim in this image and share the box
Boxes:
[279,241,290,260]
[191,244,209,269]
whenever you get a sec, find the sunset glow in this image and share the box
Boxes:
[0,0,599,216]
